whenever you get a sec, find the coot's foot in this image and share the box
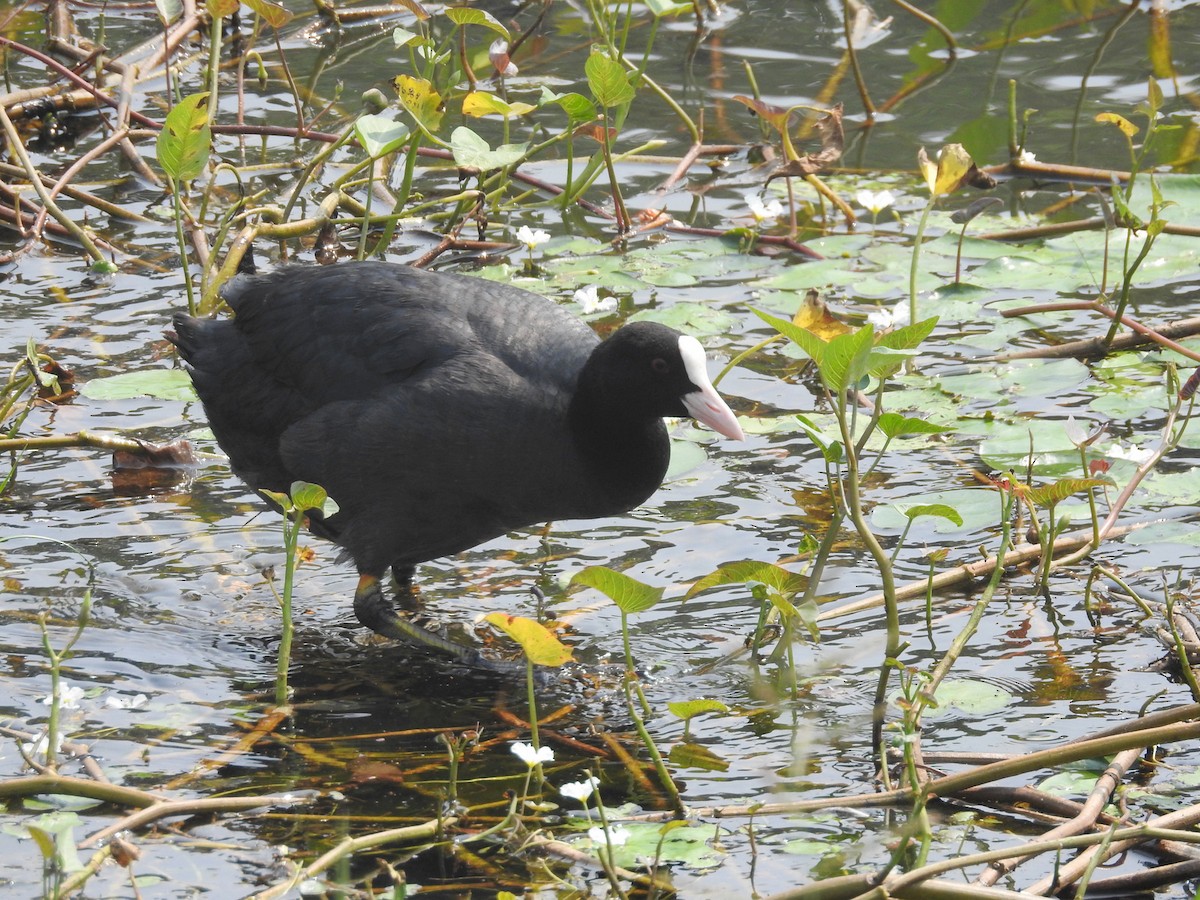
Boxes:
[352,574,525,676]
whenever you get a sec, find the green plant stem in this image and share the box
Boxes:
[525,656,540,754]
[624,676,685,817]
[205,8,222,125]
[166,175,198,315]
[909,196,935,327]
[832,387,900,756]
[274,506,301,707]
[0,105,105,263]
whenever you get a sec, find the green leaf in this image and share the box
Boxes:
[646,0,693,14]
[354,114,411,157]
[289,481,339,518]
[483,613,572,666]
[206,0,240,16]
[572,566,663,614]
[444,6,510,38]
[585,50,635,109]
[81,369,197,402]
[668,741,730,772]
[821,325,876,393]
[242,0,293,27]
[923,678,1012,716]
[540,87,598,125]
[667,698,730,721]
[752,308,826,367]
[902,504,963,526]
[877,315,938,352]
[877,413,951,439]
[794,415,843,464]
[393,26,423,47]
[156,92,211,182]
[450,126,527,171]
[1024,477,1112,509]
[683,560,805,602]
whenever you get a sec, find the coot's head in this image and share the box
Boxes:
[578,321,745,440]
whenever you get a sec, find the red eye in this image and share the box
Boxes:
[651,358,669,374]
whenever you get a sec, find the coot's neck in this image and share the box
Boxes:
[568,367,670,512]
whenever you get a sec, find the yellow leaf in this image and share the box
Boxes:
[792,289,849,342]
[462,91,536,119]
[1095,112,1139,138]
[917,146,938,193]
[483,613,573,667]
[394,74,443,132]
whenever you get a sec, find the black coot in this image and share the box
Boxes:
[170,261,744,657]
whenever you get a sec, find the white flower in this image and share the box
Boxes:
[1105,442,1154,464]
[515,225,550,250]
[745,192,783,224]
[104,693,149,710]
[42,685,86,709]
[856,189,895,215]
[22,730,64,758]
[560,776,600,802]
[510,741,554,766]
[588,824,629,847]
[574,286,616,315]
[866,303,911,330]
[1017,149,1037,166]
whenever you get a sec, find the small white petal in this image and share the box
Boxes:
[1105,442,1154,463]
[1017,149,1037,165]
[560,776,600,801]
[511,741,554,765]
[515,225,550,249]
[576,286,616,315]
[589,824,629,846]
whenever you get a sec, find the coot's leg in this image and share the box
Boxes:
[391,564,416,589]
[352,573,470,656]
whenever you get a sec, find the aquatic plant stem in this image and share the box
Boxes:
[908,196,935,327]
[832,388,899,757]
[0,106,105,263]
[273,504,302,707]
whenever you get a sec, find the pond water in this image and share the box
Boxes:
[2,1,1200,897]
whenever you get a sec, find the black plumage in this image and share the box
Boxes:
[170,261,743,654]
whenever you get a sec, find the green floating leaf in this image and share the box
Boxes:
[483,613,572,666]
[588,822,724,868]
[156,92,211,182]
[667,698,730,721]
[572,566,663,614]
[81,369,196,402]
[924,678,1012,716]
[871,489,1001,534]
[668,741,730,772]
[585,50,635,109]
[354,114,411,158]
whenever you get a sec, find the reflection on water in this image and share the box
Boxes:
[2,0,1199,895]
